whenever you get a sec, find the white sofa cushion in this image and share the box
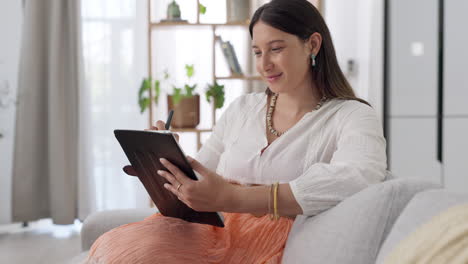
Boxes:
[375,190,468,263]
[67,251,88,264]
[282,178,438,264]
[81,208,155,251]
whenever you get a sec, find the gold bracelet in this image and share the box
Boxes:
[269,184,274,220]
[273,182,279,220]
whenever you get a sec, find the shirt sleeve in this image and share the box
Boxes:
[289,103,388,216]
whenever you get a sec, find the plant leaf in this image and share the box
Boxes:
[138,79,149,98]
[154,80,160,104]
[199,3,206,14]
[172,87,183,105]
[163,69,170,80]
[138,78,151,113]
[206,87,212,103]
[139,97,150,113]
[185,64,194,78]
[215,93,225,109]
[184,84,197,97]
[205,81,225,109]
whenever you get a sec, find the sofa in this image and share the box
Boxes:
[69,177,468,263]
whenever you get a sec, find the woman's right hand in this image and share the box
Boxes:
[146,120,180,142]
[123,120,180,176]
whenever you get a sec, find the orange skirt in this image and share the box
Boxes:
[86,212,294,264]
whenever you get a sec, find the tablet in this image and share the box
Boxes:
[114,129,224,227]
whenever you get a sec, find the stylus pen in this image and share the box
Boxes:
[165,110,174,130]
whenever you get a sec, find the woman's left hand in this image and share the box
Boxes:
[158,156,237,212]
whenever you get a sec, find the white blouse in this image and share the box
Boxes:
[195,92,388,216]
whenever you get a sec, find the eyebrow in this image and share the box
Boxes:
[252,40,286,48]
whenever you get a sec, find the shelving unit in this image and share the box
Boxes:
[146,0,261,150]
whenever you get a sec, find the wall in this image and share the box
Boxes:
[324,0,385,121]
[0,0,22,224]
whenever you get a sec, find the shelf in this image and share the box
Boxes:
[151,21,250,28]
[216,75,262,81]
[170,128,213,133]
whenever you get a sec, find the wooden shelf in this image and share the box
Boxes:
[216,75,262,81]
[146,0,254,150]
[151,21,249,28]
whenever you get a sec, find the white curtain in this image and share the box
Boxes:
[79,0,150,218]
[12,0,81,224]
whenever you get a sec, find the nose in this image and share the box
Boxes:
[259,54,273,73]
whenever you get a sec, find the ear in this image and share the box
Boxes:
[305,32,322,56]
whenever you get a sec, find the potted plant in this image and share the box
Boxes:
[205,81,225,109]
[167,64,200,128]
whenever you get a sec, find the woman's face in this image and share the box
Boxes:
[252,21,312,94]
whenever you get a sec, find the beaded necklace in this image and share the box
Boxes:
[266,93,328,137]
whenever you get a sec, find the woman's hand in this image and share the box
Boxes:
[146,120,180,141]
[122,120,179,176]
[157,156,238,212]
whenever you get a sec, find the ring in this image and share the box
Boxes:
[176,183,182,191]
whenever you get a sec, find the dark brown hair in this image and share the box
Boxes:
[249,0,371,107]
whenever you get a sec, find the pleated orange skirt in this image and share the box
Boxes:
[86,212,294,264]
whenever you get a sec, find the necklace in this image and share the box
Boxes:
[266,93,328,137]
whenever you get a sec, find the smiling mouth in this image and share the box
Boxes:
[266,73,283,82]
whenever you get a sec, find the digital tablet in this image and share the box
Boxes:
[114,129,224,227]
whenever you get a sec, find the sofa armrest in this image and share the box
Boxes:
[81,208,155,251]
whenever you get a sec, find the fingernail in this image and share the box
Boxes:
[186,156,193,162]
[157,170,164,175]
[159,158,166,163]
[164,183,169,189]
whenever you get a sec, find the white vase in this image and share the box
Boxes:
[226,0,250,23]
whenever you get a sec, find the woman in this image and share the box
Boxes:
[87,0,387,263]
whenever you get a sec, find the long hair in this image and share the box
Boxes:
[249,0,371,107]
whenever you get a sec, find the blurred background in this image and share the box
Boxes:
[0,0,466,263]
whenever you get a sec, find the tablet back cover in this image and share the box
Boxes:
[114,129,224,227]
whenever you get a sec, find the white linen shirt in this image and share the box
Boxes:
[195,92,388,216]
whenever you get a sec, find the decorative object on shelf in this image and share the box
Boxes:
[216,36,243,76]
[161,0,188,23]
[167,64,200,128]
[167,0,181,19]
[226,0,250,23]
[205,81,225,109]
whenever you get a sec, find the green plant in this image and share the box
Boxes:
[199,3,207,15]
[138,78,160,114]
[138,70,169,114]
[171,64,198,105]
[205,81,225,109]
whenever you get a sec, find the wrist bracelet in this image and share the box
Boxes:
[273,182,279,220]
[269,183,274,220]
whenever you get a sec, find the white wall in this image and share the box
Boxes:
[0,0,22,224]
[324,0,384,121]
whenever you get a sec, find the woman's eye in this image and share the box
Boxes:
[253,51,261,56]
[271,47,283,52]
